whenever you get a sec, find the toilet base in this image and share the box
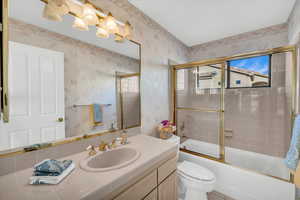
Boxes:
[184,188,208,200]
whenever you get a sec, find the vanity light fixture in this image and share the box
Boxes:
[41,0,133,43]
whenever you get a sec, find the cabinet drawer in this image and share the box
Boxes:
[157,156,177,184]
[143,189,157,200]
[114,170,157,200]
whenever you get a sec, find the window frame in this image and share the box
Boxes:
[226,54,272,89]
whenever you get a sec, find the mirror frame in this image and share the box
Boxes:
[0,0,142,158]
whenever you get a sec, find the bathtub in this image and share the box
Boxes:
[179,139,295,200]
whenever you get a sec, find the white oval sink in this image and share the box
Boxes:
[80,147,140,172]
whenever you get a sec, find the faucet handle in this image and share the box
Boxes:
[120,132,128,145]
[86,145,97,156]
[99,141,109,151]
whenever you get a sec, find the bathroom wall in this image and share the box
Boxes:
[9,19,140,138]
[288,0,300,44]
[0,0,188,175]
[176,24,291,157]
[90,0,189,135]
[188,23,288,62]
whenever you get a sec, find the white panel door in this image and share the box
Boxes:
[0,42,65,151]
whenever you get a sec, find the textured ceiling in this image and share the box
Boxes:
[129,0,296,46]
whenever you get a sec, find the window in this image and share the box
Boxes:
[227,55,271,88]
[195,65,221,94]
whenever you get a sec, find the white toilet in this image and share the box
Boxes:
[166,135,216,200]
[177,161,216,200]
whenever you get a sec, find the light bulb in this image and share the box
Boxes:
[82,3,99,26]
[96,26,109,38]
[72,17,89,31]
[104,12,119,34]
[43,2,63,22]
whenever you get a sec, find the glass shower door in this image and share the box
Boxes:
[175,63,225,160]
[223,52,293,181]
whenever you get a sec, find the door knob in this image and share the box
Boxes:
[57,117,64,122]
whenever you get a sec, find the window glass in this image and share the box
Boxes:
[227,55,270,88]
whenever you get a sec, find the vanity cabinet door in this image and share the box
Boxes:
[114,170,157,200]
[158,171,177,200]
[157,156,177,184]
[143,189,157,200]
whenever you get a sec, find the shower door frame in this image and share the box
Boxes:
[171,45,297,183]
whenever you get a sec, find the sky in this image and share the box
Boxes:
[229,55,269,75]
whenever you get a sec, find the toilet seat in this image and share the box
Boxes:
[177,161,215,182]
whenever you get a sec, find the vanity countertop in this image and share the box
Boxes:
[0,135,177,200]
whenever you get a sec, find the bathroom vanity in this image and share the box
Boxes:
[0,135,178,200]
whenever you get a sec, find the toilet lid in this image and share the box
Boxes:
[177,161,215,181]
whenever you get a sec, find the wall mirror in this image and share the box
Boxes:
[0,0,141,153]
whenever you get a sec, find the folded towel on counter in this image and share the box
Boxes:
[91,104,103,126]
[284,115,300,171]
[29,159,75,185]
[33,159,73,176]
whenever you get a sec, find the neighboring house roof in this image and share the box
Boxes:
[206,65,268,78]
[230,66,268,78]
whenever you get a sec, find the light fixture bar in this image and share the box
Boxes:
[40,0,133,42]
